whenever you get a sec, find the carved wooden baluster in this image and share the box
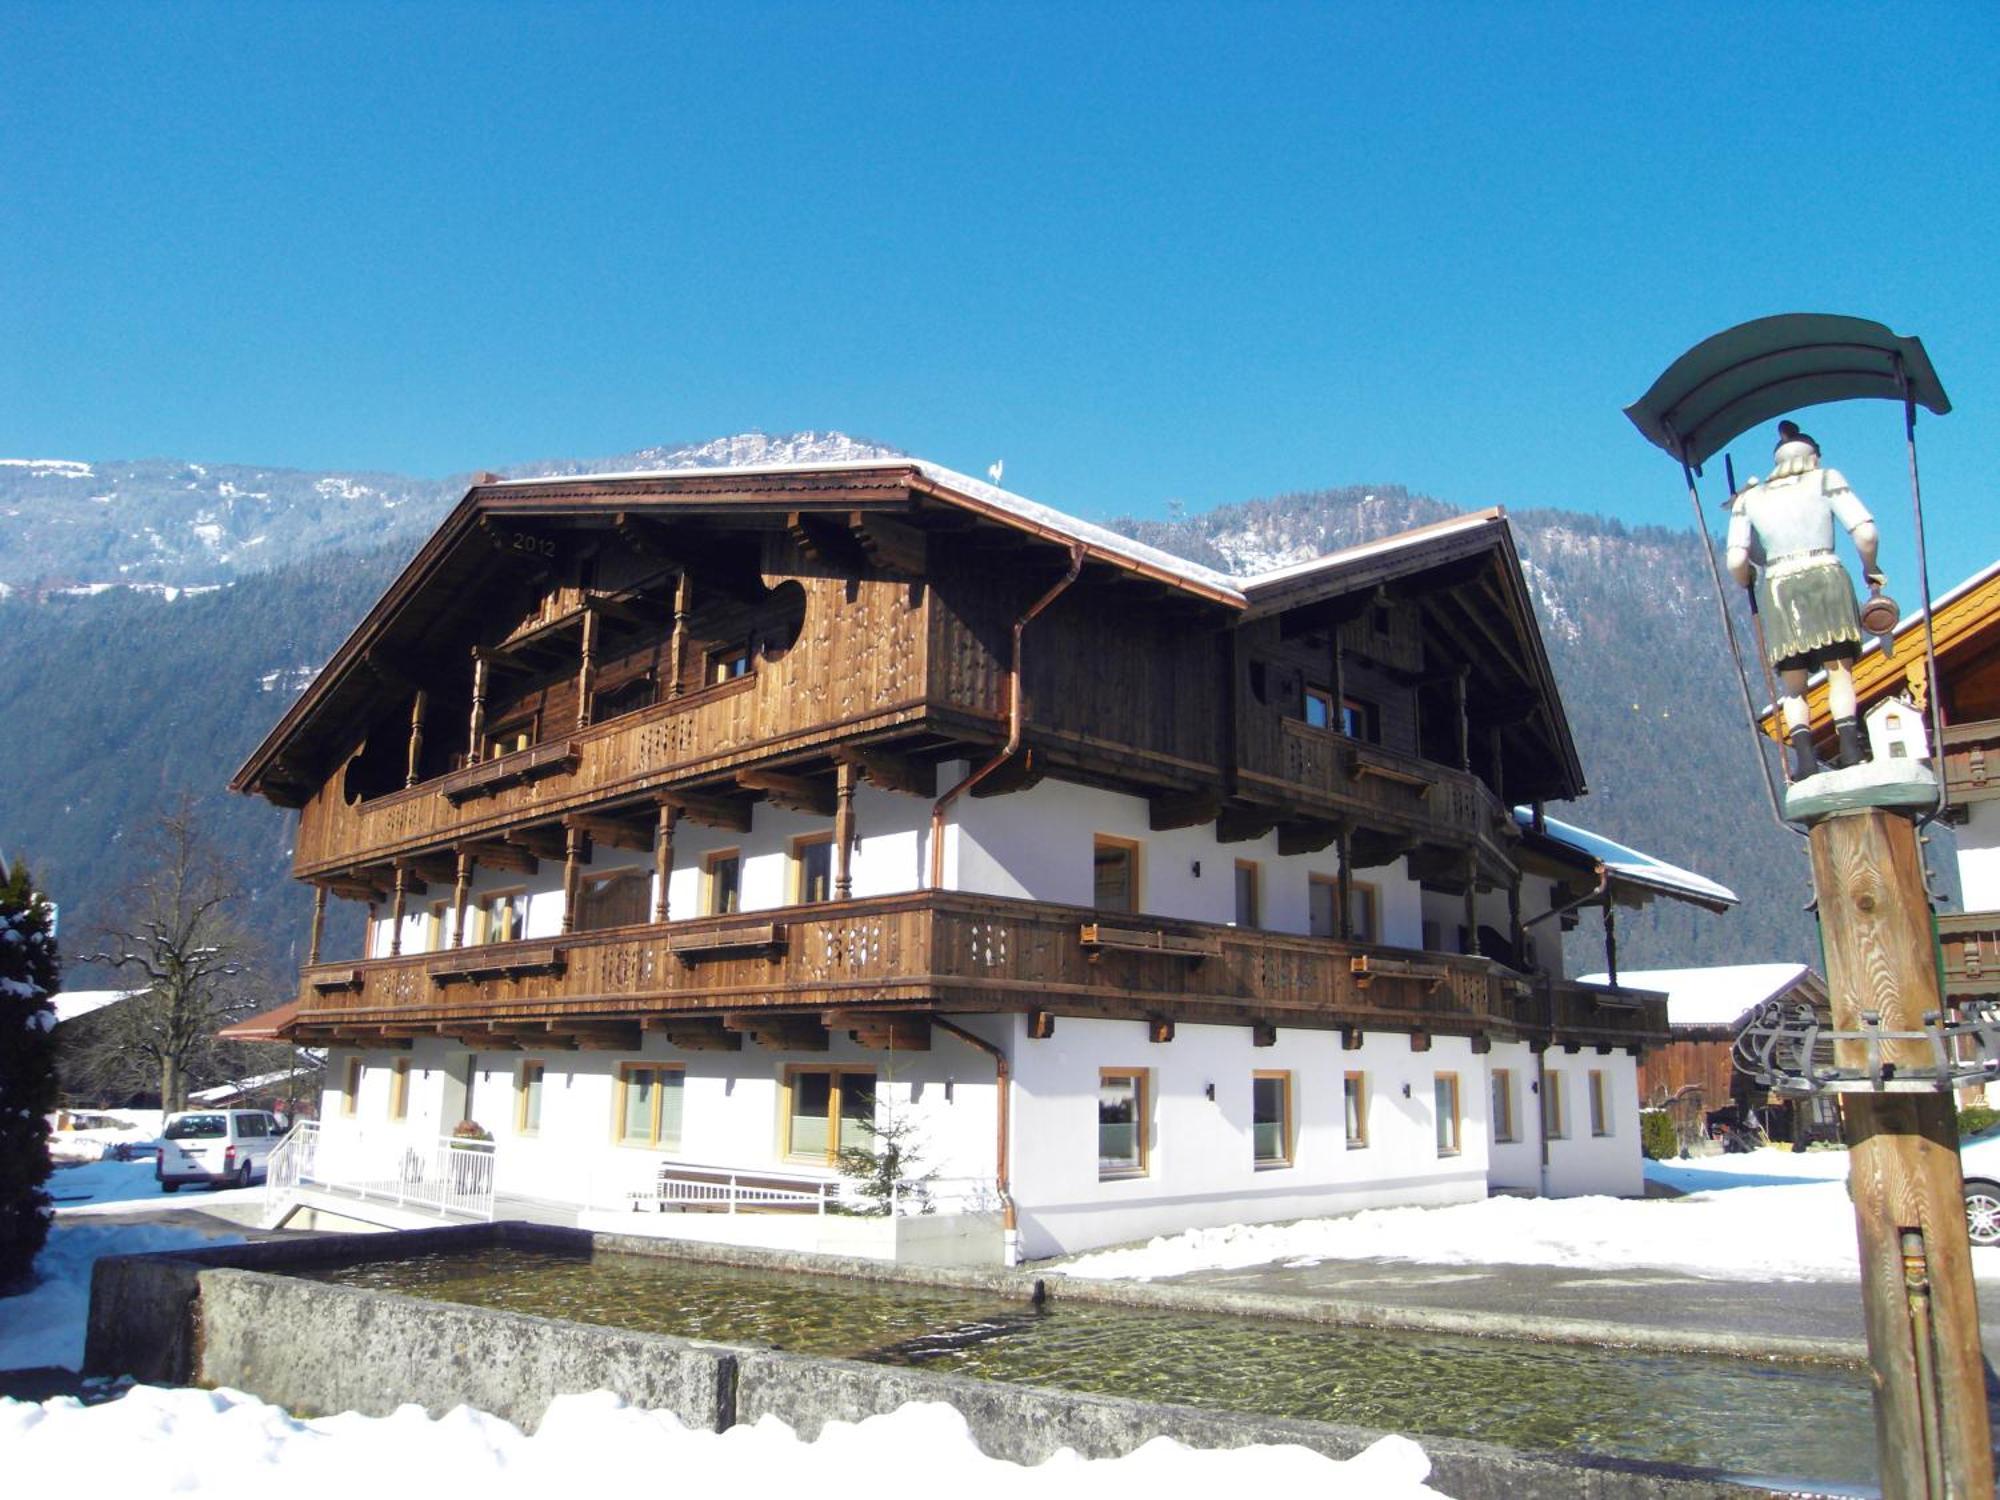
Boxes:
[467,652,489,764]
[576,603,598,730]
[562,824,584,935]
[389,865,409,957]
[668,572,691,699]
[307,884,326,966]
[1336,826,1354,942]
[452,851,474,948]
[405,690,428,788]
[654,803,677,923]
[834,762,857,900]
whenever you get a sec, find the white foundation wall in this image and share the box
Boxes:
[949,771,1424,944]
[1483,1040,1543,1193]
[1005,1014,1488,1259]
[1960,799,2000,911]
[319,1023,1006,1208]
[1540,1048,1643,1197]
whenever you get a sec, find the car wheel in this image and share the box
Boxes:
[1964,1180,2000,1247]
[160,1181,180,1194]
[235,1162,253,1190]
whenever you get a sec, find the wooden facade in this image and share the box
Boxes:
[233,463,1662,1052]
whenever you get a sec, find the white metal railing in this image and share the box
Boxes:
[265,1120,498,1225]
[599,1154,999,1218]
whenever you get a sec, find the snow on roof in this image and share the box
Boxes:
[484,457,1509,606]
[188,1065,317,1102]
[48,989,138,1026]
[1575,963,1810,1028]
[1517,809,1739,909]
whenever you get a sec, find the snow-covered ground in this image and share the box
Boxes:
[47,1156,265,1216]
[1053,1148,1999,1283]
[46,1110,162,1165]
[0,1223,244,1373]
[0,1387,1447,1499]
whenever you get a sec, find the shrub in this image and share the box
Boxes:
[1957,1105,2000,1139]
[1640,1108,1679,1161]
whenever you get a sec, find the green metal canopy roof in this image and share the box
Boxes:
[1624,313,1950,471]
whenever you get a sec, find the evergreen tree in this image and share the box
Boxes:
[0,858,61,1292]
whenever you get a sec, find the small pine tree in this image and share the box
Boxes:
[0,859,61,1292]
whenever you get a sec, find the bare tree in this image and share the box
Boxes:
[82,803,266,1112]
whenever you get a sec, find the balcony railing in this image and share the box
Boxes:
[289,891,1667,1049]
[1243,720,1519,879]
[263,1119,497,1227]
[1941,719,2000,807]
[1940,910,2000,1001]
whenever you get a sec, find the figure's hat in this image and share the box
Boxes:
[1776,419,1819,454]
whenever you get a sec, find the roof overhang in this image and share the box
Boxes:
[1517,809,1738,914]
[1624,313,1949,473]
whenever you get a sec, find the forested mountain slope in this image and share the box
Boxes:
[2,445,1856,987]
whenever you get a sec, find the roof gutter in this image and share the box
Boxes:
[927,543,1086,889]
[931,1016,1017,1264]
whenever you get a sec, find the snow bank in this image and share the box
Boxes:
[45,1109,162,1164]
[0,1223,242,1372]
[0,1387,1451,1499]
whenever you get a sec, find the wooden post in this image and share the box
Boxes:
[388,866,408,957]
[1331,633,1346,732]
[1809,807,1992,1499]
[653,803,677,923]
[451,851,474,949]
[834,761,858,900]
[467,652,489,763]
[1602,895,1618,985]
[1507,877,1523,968]
[405,690,428,788]
[668,572,691,699]
[307,884,326,966]
[1336,826,1354,941]
[561,824,584,935]
[1462,853,1479,955]
[576,604,599,729]
[1489,724,1505,803]
[365,901,378,959]
[1455,665,1471,772]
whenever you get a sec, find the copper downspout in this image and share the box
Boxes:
[927,542,1086,888]
[1520,861,1609,1197]
[932,1015,1017,1261]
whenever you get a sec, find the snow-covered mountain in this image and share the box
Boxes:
[0,431,902,592]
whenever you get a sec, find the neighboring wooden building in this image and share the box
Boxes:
[226,459,1733,1260]
[1783,559,2000,1105]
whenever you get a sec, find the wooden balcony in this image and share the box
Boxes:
[1240,720,1520,882]
[1940,909,2000,1002]
[285,891,1666,1050]
[292,672,930,878]
[1942,719,2000,808]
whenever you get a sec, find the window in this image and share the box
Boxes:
[1544,1070,1567,1139]
[615,1063,684,1150]
[1304,685,1336,729]
[486,719,535,758]
[577,868,650,932]
[784,1067,875,1163]
[341,1057,361,1117]
[1098,1070,1148,1177]
[708,643,752,684]
[1309,875,1338,939]
[1252,1072,1292,1169]
[477,888,527,945]
[517,1060,545,1136]
[387,1058,410,1122]
[594,674,656,722]
[703,849,742,916]
[1341,697,1380,742]
[1492,1069,1518,1144]
[1233,860,1260,928]
[1589,1069,1611,1137]
[425,899,450,952]
[1309,877,1375,941]
[1092,835,1140,913]
[792,834,835,904]
[1434,1073,1461,1156]
[1343,1071,1368,1148]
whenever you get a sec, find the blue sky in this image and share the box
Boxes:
[4,2,1995,586]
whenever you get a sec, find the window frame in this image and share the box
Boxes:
[1097,1067,1150,1180]
[477,886,528,945]
[1343,1070,1368,1149]
[791,832,836,905]
[341,1056,362,1118]
[1492,1068,1518,1144]
[1588,1069,1611,1137]
[425,898,450,953]
[516,1059,546,1137]
[1544,1069,1568,1140]
[1233,859,1260,929]
[1341,696,1380,742]
[1091,834,1142,915]
[1251,1069,1293,1170]
[1303,684,1336,730]
[780,1065,878,1165]
[387,1057,410,1122]
[485,712,538,760]
[1308,873,1339,939]
[613,1062,685,1151]
[576,865,652,933]
[1434,1071,1462,1157]
[702,848,743,916]
[706,641,753,684]
[1349,881,1379,943]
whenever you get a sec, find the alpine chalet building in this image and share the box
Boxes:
[228,459,1733,1262]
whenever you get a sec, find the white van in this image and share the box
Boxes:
[156,1109,284,1191]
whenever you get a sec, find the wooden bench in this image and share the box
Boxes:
[628,1163,838,1214]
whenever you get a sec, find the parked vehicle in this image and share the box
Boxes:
[1959,1126,2000,1247]
[156,1109,285,1192]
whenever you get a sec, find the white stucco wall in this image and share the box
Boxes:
[1540,1048,1642,1197]
[1005,1014,1489,1259]
[1960,799,2000,912]
[1483,1039,1543,1193]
